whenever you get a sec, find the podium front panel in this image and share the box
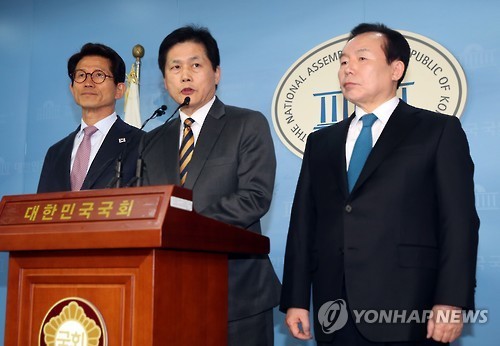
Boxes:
[5,249,228,345]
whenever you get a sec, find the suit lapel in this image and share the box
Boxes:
[326,117,352,200]
[183,98,226,190]
[161,118,182,185]
[61,128,80,190]
[83,118,131,189]
[351,101,421,194]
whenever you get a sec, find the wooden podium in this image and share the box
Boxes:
[0,185,270,345]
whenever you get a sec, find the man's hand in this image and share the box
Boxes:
[427,304,463,343]
[285,308,313,340]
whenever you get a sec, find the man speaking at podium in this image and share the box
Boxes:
[38,43,143,193]
[140,26,281,346]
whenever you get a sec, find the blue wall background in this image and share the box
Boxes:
[0,0,498,344]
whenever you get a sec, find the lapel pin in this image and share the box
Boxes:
[119,138,126,143]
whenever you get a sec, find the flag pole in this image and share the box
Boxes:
[132,44,145,90]
[124,44,145,128]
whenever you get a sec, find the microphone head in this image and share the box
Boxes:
[157,105,167,116]
[183,97,191,106]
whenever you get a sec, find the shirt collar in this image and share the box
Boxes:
[353,97,400,127]
[179,96,216,127]
[79,112,117,136]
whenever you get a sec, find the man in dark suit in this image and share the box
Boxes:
[38,43,143,193]
[280,23,479,346]
[141,26,281,345]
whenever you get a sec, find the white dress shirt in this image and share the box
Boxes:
[178,96,216,148]
[70,112,117,173]
[345,97,400,170]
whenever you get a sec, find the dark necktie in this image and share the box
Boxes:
[347,113,377,192]
[71,125,98,191]
[179,118,195,186]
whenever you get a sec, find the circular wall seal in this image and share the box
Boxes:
[39,297,108,346]
[271,30,467,158]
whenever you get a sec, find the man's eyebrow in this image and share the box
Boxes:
[169,56,202,64]
[340,48,370,58]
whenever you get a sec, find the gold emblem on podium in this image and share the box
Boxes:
[39,297,107,346]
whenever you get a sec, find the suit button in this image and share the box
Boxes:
[345,205,352,213]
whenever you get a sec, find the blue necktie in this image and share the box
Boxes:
[347,113,378,192]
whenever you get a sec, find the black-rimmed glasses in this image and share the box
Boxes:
[71,69,114,84]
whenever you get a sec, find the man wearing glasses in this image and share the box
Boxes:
[38,43,144,192]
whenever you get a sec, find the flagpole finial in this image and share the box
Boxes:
[125,45,144,128]
[132,44,145,60]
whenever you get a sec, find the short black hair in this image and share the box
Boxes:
[158,25,220,77]
[67,43,126,85]
[349,23,410,88]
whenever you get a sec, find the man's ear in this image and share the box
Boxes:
[215,65,221,86]
[391,60,405,82]
[115,82,126,99]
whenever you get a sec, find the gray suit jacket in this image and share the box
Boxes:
[142,97,281,320]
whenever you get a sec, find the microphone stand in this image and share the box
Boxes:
[127,97,191,187]
[140,105,167,130]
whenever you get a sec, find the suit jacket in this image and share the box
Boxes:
[280,100,479,343]
[142,97,281,321]
[38,116,144,193]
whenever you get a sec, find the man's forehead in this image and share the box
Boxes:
[76,56,111,70]
[342,33,385,54]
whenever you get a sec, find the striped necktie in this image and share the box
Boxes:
[71,125,98,191]
[347,113,378,192]
[179,118,195,186]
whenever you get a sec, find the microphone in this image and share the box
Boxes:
[127,149,143,187]
[126,97,191,187]
[105,154,123,188]
[140,104,167,130]
[105,128,145,189]
[158,96,191,126]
